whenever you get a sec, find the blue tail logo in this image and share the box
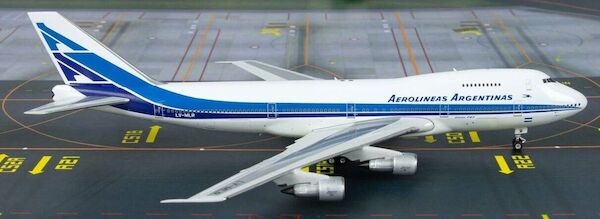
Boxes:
[36,23,107,83]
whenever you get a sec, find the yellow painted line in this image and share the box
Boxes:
[302,166,309,172]
[261,28,280,37]
[469,131,481,143]
[307,64,343,79]
[286,31,293,69]
[394,13,420,75]
[541,213,549,219]
[145,125,161,143]
[487,23,519,67]
[494,155,513,174]
[181,15,216,82]
[29,156,52,175]
[424,135,436,143]
[563,119,599,130]
[304,13,310,65]
[0,110,82,136]
[0,153,7,163]
[0,98,51,102]
[100,13,126,43]
[516,62,531,68]
[492,12,532,64]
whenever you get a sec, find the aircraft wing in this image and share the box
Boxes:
[161,117,433,203]
[24,96,129,115]
[216,60,321,81]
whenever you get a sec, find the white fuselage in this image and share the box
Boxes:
[92,69,586,137]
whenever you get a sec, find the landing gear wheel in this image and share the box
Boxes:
[327,157,347,165]
[512,137,526,151]
[513,142,523,150]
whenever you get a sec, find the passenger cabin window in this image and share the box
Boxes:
[461,83,501,87]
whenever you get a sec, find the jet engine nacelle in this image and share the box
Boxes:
[368,153,417,175]
[282,176,345,201]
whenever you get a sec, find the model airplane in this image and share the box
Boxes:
[26,12,587,203]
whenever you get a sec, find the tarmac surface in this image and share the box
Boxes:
[0,6,599,219]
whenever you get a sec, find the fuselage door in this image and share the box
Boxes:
[267,103,277,119]
[513,102,523,117]
[346,103,356,118]
[154,104,165,118]
[525,79,532,91]
[439,104,449,118]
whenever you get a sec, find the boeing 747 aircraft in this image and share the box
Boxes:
[26,12,587,203]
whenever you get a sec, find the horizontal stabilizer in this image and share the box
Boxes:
[24,96,129,115]
[216,60,321,81]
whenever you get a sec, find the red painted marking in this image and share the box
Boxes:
[102,12,111,19]
[509,9,517,16]
[101,212,125,216]
[461,213,483,217]
[190,212,213,217]
[171,26,200,81]
[325,214,347,217]
[279,213,302,219]
[56,212,79,215]
[198,29,221,81]
[415,213,438,217]
[390,29,408,77]
[0,25,20,44]
[370,213,393,217]
[379,12,385,20]
[410,10,415,19]
[505,213,529,217]
[553,212,576,216]
[195,12,202,20]
[138,11,146,20]
[10,211,33,215]
[414,28,434,73]
[145,212,168,216]
[470,10,478,19]
[236,213,265,219]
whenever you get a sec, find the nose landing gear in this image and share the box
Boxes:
[512,127,528,151]
[512,136,526,150]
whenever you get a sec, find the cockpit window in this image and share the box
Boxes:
[542,78,557,83]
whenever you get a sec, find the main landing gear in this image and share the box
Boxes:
[512,127,528,151]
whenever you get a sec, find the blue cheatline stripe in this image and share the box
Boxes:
[36,23,86,51]
[72,84,572,119]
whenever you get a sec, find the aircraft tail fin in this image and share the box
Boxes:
[28,11,159,86]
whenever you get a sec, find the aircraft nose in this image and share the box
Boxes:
[578,91,587,110]
[568,85,587,111]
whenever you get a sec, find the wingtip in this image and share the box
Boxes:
[24,110,45,115]
[160,197,227,203]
